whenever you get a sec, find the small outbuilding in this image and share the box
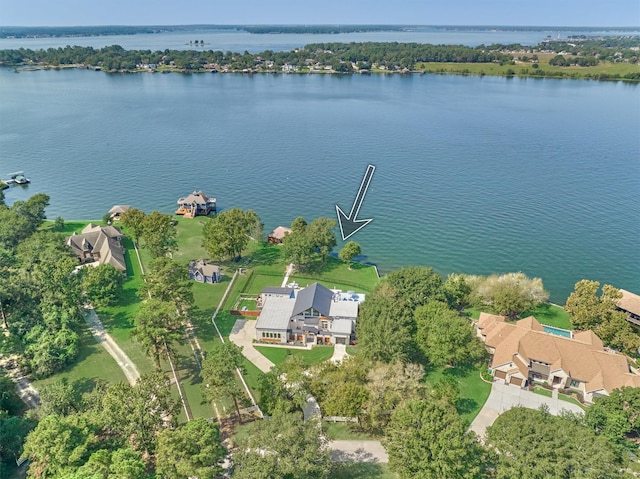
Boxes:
[189,259,222,284]
[108,205,131,221]
[267,226,292,244]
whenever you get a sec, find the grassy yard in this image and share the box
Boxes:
[465,303,572,330]
[32,322,127,390]
[96,237,155,375]
[522,303,573,330]
[323,421,377,440]
[41,219,99,235]
[254,345,335,366]
[423,363,492,425]
[533,386,586,410]
[415,60,640,80]
[290,257,379,293]
[241,357,266,405]
[171,216,213,265]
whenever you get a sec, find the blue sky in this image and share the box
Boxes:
[1,0,638,27]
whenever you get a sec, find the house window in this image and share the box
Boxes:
[569,379,580,388]
[321,321,329,329]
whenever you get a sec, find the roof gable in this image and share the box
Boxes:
[292,282,334,317]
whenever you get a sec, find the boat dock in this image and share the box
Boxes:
[2,171,30,185]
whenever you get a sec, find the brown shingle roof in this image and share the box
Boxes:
[177,191,215,205]
[618,289,640,317]
[66,226,126,272]
[482,312,640,396]
[268,226,292,241]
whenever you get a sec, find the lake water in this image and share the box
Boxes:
[2,28,638,53]
[0,68,638,303]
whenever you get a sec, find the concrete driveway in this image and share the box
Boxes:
[470,380,584,438]
[229,319,275,373]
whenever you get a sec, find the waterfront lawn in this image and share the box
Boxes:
[424,363,491,425]
[522,303,573,330]
[290,256,379,293]
[41,219,98,235]
[172,216,213,266]
[415,60,640,80]
[254,345,335,366]
[32,322,127,389]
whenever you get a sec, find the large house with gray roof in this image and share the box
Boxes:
[65,223,127,273]
[255,282,364,345]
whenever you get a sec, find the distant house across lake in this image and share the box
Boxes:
[176,191,217,218]
[189,259,222,284]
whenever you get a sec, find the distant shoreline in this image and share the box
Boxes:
[3,37,638,82]
[2,24,639,39]
[9,63,640,83]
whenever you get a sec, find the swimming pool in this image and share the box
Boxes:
[543,325,573,339]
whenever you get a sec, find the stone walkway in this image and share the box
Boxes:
[469,380,585,439]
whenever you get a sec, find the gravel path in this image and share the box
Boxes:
[85,308,140,385]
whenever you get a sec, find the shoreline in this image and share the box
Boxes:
[9,63,640,83]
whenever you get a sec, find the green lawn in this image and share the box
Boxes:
[41,219,98,235]
[238,299,258,310]
[172,216,213,266]
[533,386,586,410]
[241,271,285,296]
[254,345,335,366]
[423,363,492,425]
[32,323,127,390]
[465,303,573,330]
[242,357,266,405]
[522,303,573,330]
[96,238,155,375]
[415,60,640,81]
[323,421,377,440]
[289,257,379,293]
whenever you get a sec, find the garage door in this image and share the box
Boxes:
[494,370,507,380]
[510,377,523,386]
[335,337,346,345]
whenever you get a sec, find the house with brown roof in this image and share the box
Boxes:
[176,191,216,218]
[617,289,640,327]
[188,260,221,284]
[65,223,127,273]
[267,226,292,244]
[476,312,640,404]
